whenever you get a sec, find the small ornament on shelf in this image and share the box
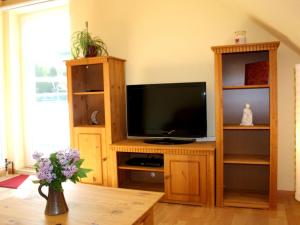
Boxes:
[240,103,253,126]
[245,61,269,85]
[234,31,246,44]
[90,110,99,125]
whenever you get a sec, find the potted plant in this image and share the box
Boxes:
[71,21,108,59]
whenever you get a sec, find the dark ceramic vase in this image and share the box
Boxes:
[38,183,69,216]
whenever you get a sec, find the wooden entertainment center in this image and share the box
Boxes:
[66,41,278,209]
[111,139,215,207]
[66,56,215,207]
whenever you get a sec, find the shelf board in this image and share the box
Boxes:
[224,154,270,165]
[73,125,105,128]
[73,91,104,95]
[223,124,270,130]
[224,190,269,209]
[118,164,164,172]
[223,84,269,90]
[119,181,164,192]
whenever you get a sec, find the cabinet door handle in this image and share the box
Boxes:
[102,157,107,161]
[165,175,170,179]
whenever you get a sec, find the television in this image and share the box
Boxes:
[126,82,207,143]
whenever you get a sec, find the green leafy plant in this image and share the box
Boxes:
[71,21,108,59]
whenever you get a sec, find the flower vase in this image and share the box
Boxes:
[38,183,69,216]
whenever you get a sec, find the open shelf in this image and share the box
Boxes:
[223,84,269,90]
[71,63,104,93]
[224,154,269,165]
[224,190,269,209]
[72,94,105,126]
[223,124,270,130]
[118,168,164,192]
[73,91,104,95]
[119,180,164,192]
[118,164,164,172]
[223,88,270,125]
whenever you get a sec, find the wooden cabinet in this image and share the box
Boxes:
[73,127,106,185]
[111,139,215,207]
[212,42,280,209]
[164,154,207,204]
[66,56,126,186]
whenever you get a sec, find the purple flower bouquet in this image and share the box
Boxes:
[32,149,91,192]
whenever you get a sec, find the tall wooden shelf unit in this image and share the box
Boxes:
[66,56,126,186]
[211,42,280,209]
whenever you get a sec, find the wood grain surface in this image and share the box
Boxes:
[0,176,163,225]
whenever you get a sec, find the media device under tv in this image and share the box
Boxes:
[127,82,207,145]
[126,157,163,167]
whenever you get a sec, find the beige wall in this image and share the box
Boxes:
[69,0,299,191]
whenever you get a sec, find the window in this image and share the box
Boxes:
[21,6,70,165]
[0,35,4,166]
[0,93,4,166]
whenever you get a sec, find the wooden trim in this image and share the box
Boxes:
[118,164,164,172]
[269,48,278,209]
[224,154,270,165]
[73,91,104,95]
[215,52,224,207]
[65,56,125,66]
[207,151,215,207]
[66,63,75,147]
[73,125,105,128]
[103,61,113,186]
[223,125,270,130]
[211,41,280,53]
[111,139,215,155]
[223,84,269,90]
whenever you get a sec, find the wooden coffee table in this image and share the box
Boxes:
[0,176,164,225]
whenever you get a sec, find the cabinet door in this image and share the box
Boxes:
[164,154,207,204]
[73,128,105,185]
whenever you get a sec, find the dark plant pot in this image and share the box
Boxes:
[85,45,98,57]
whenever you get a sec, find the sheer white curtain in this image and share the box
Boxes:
[295,64,300,201]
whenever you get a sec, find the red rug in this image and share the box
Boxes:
[0,175,29,189]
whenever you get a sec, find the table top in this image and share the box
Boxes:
[0,176,164,225]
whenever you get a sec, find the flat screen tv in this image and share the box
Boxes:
[126,82,207,142]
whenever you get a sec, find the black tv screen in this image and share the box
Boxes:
[127,82,207,138]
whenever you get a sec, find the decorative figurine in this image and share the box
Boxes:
[234,31,246,44]
[240,103,253,126]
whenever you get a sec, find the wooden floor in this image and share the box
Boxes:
[154,192,300,225]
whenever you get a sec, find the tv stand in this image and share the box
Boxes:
[111,139,215,207]
[144,138,195,145]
